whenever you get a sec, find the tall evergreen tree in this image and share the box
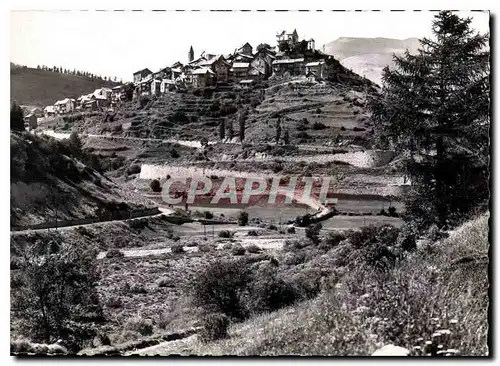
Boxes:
[276,117,282,144]
[10,102,25,131]
[371,11,490,230]
[238,109,247,142]
[219,118,226,141]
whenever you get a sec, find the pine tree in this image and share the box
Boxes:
[275,117,282,144]
[371,11,490,230]
[219,118,226,140]
[227,119,234,141]
[238,108,247,142]
[10,101,25,131]
[284,129,290,145]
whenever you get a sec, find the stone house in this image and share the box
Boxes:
[133,68,152,83]
[199,55,231,84]
[161,79,176,93]
[250,50,275,79]
[272,58,305,77]
[43,105,56,117]
[305,60,326,80]
[54,98,76,114]
[230,62,250,82]
[151,78,162,96]
[192,67,216,88]
[24,114,37,130]
[238,42,253,56]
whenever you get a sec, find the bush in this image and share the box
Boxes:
[287,226,296,234]
[247,230,259,236]
[170,147,180,159]
[231,244,246,256]
[171,244,184,254]
[316,108,322,114]
[203,211,214,219]
[124,317,154,336]
[190,259,252,319]
[150,179,162,192]
[127,164,141,175]
[312,122,327,130]
[305,223,322,245]
[237,211,249,226]
[295,215,311,227]
[247,267,299,313]
[170,111,189,123]
[11,243,101,352]
[105,248,125,258]
[199,313,229,342]
[246,244,262,254]
[138,96,150,109]
[218,230,233,238]
[388,206,398,217]
[321,231,346,249]
[157,277,174,288]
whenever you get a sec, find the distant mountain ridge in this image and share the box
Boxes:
[324,37,421,86]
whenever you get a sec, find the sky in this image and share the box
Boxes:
[10,10,490,82]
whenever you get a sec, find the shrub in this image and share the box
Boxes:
[11,243,101,352]
[203,211,214,220]
[340,126,346,131]
[127,164,141,175]
[247,230,259,236]
[287,226,296,234]
[138,96,150,109]
[322,231,346,249]
[295,215,311,227]
[171,244,184,254]
[157,277,174,288]
[247,267,299,313]
[268,224,278,231]
[312,122,326,130]
[316,108,322,114]
[238,211,249,226]
[124,317,154,336]
[150,179,162,192]
[305,223,322,245]
[231,244,246,256]
[218,230,233,238]
[246,244,262,253]
[106,248,125,258]
[387,206,397,217]
[296,131,311,139]
[170,148,180,159]
[189,259,252,319]
[199,313,229,342]
[170,111,189,123]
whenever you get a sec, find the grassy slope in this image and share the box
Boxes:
[10,65,119,107]
[10,133,154,228]
[146,213,489,356]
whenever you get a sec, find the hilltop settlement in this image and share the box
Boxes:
[32,30,352,124]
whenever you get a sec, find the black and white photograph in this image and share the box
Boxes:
[8,6,491,357]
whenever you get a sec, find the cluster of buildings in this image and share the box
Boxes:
[41,86,127,119]
[133,29,329,97]
[31,29,329,126]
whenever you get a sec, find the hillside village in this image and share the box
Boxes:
[31,30,348,126]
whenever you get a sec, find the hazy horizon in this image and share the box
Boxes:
[11,10,490,82]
